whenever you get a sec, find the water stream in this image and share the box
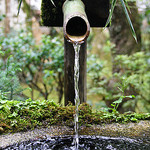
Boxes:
[73,43,81,150]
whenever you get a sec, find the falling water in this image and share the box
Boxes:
[73,43,81,150]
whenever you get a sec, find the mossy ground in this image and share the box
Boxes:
[0,99,150,134]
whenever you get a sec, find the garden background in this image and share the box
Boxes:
[0,0,150,114]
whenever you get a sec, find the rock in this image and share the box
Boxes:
[0,121,150,149]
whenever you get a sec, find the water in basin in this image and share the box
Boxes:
[3,135,150,150]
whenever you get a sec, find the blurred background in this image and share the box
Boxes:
[0,0,150,113]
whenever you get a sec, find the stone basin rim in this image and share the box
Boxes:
[0,121,150,148]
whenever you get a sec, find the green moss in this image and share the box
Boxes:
[0,99,150,134]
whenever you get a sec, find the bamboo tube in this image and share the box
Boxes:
[63,0,90,43]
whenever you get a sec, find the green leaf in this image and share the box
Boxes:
[111,104,115,107]
[124,95,132,98]
[104,0,117,28]
[113,96,123,104]
[124,0,131,14]
[8,112,18,118]
[130,117,137,122]
[117,87,124,93]
[17,0,23,16]
[0,51,4,56]
[124,95,135,99]
[16,68,22,72]
[119,0,137,42]
[0,105,4,109]
[58,68,62,72]
[0,100,7,104]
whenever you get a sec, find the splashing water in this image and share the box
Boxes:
[73,43,81,150]
[3,136,150,150]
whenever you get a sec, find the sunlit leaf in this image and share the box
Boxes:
[50,0,56,7]
[125,95,135,98]
[113,96,123,104]
[119,0,137,42]
[111,104,115,107]
[8,112,18,118]
[0,51,4,56]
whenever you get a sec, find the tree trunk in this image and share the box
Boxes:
[58,72,64,104]
[4,0,10,36]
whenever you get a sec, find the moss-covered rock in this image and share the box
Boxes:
[1,121,150,149]
[0,99,150,134]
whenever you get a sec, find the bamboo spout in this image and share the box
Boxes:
[63,0,90,44]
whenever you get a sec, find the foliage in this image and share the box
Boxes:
[87,51,150,113]
[87,54,108,97]
[41,34,64,102]
[0,14,5,21]
[113,52,150,112]
[0,98,59,133]
[87,54,104,82]
[0,30,64,102]
[109,77,135,114]
[87,40,113,101]
[105,0,137,41]
[0,49,25,100]
[0,99,150,134]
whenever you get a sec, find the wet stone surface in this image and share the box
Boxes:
[0,126,74,149]
[0,121,150,149]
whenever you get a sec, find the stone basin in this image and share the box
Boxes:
[0,121,150,149]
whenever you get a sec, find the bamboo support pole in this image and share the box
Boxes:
[63,0,90,105]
